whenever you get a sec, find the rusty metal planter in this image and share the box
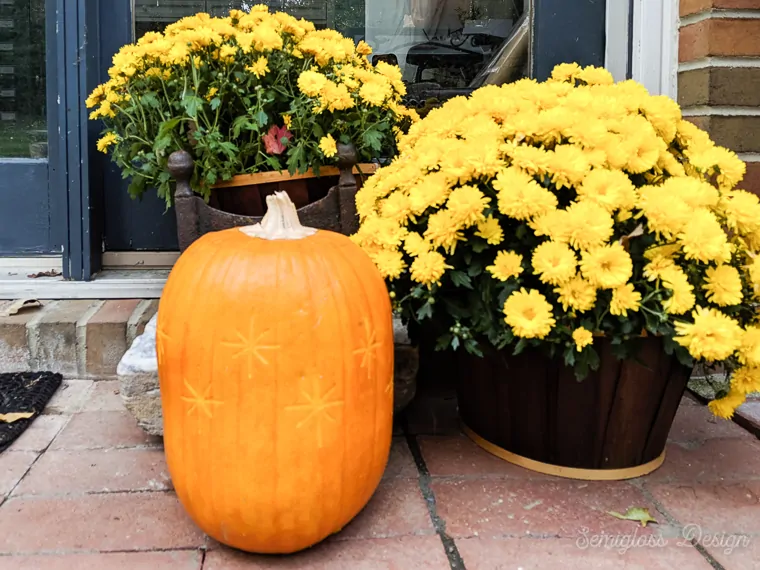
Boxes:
[166,144,377,251]
[455,337,692,480]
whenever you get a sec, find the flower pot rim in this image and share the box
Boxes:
[212,163,379,189]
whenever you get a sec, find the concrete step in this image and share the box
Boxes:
[0,299,158,377]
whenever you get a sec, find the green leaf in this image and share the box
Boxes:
[435,334,453,351]
[467,260,484,278]
[451,336,460,350]
[232,116,254,138]
[254,110,269,127]
[416,302,433,321]
[513,338,528,356]
[362,128,384,152]
[450,271,473,289]
[464,339,484,357]
[140,92,161,109]
[181,94,204,118]
[210,96,222,111]
[607,508,658,528]
[312,123,325,138]
[471,240,489,253]
[564,348,576,368]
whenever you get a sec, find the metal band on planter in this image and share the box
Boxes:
[461,423,666,481]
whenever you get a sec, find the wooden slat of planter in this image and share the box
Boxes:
[212,163,379,189]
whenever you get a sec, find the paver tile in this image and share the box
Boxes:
[644,439,760,483]
[0,452,37,497]
[706,538,760,570]
[0,492,204,553]
[668,404,752,443]
[456,537,713,569]
[7,416,69,452]
[80,380,124,412]
[432,478,665,539]
[204,536,449,569]
[49,411,161,450]
[44,380,93,415]
[13,448,171,496]
[382,437,418,479]
[0,550,202,570]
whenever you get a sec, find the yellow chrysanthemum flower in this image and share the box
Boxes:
[580,243,633,289]
[708,388,746,420]
[731,365,760,395]
[674,306,743,361]
[487,251,524,282]
[610,283,641,316]
[703,265,743,307]
[297,70,327,97]
[446,185,490,227]
[371,249,406,280]
[96,132,119,153]
[494,167,557,221]
[531,241,577,286]
[678,209,730,264]
[403,232,431,257]
[554,275,597,312]
[503,289,556,339]
[739,326,760,367]
[720,190,760,236]
[576,169,637,213]
[475,216,504,245]
[380,192,412,224]
[247,56,269,78]
[572,327,594,351]
[562,201,615,250]
[410,251,450,285]
[359,81,391,106]
[425,210,464,253]
[319,134,337,158]
[660,266,696,315]
[637,186,691,239]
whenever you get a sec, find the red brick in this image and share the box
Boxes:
[335,480,434,540]
[681,0,760,16]
[13,448,171,496]
[668,404,752,444]
[646,481,760,533]
[680,19,760,62]
[419,435,558,480]
[382,437,418,479]
[49,411,161,450]
[127,299,158,346]
[7,416,68,452]
[84,300,141,376]
[80,380,124,412]
[44,380,93,415]
[0,492,205,553]
[431,479,664,539]
[0,551,202,570]
[456,537,714,569]
[645,438,760,483]
[0,452,37,498]
[739,161,760,197]
[707,539,760,570]
[204,536,449,569]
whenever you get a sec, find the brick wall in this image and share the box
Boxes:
[678,0,760,195]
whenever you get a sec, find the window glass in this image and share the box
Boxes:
[134,1,527,111]
[0,0,46,158]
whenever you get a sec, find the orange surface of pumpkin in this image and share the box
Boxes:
[156,193,394,554]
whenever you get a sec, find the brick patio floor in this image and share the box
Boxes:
[1,380,759,569]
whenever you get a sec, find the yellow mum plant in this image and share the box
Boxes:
[86,6,416,205]
[353,63,758,420]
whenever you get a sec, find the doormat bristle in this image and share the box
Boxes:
[0,372,62,452]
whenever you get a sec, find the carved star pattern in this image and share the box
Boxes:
[156,326,171,365]
[385,377,394,398]
[353,319,383,369]
[181,379,223,419]
[221,317,280,378]
[285,374,344,448]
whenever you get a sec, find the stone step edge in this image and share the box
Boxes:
[0,299,157,377]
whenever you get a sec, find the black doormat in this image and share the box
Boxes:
[0,372,62,452]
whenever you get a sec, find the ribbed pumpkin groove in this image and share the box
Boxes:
[156,196,394,554]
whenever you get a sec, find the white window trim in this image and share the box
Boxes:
[629,0,679,99]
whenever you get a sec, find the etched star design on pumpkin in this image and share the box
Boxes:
[353,319,383,369]
[181,379,223,419]
[286,374,344,448]
[221,318,280,378]
[156,326,171,365]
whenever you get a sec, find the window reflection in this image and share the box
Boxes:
[0,0,46,158]
[134,1,528,111]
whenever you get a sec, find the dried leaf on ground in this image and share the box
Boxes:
[0,412,34,423]
[608,507,658,527]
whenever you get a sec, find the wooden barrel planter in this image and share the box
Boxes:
[167,143,378,251]
[455,337,692,480]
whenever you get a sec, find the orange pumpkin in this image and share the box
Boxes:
[156,192,394,554]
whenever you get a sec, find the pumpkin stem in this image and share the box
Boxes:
[239,191,318,240]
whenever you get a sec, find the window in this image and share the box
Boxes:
[133,1,528,111]
[0,0,46,158]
